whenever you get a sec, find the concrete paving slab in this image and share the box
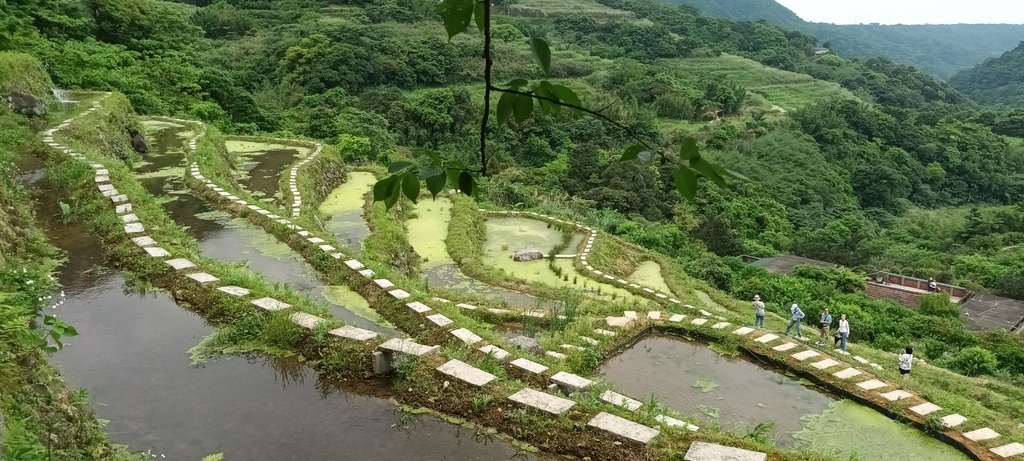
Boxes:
[373,279,394,289]
[379,338,439,356]
[110,194,128,203]
[580,336,600,346]
[251,297,290,311]
[990,442,1024,458]
[712,322,731,329]
[810,358,840,370]
[327,325,377,341]
[407,301,431,314]
[456,303,477,310]
[217,286,250,297]
[289,312,325,329]
[587,412,659,444]
[606,316,634,328]
[733,327,755,335]
[344,259,365,270]
[910,402,942,416]
[669,314,686,322]
[115,203,133,214]
[833,368,862,379]
[387,289,410,300]
[358,269,374,278]
[164,258,195,270]
[879,390,914,401]
[940,414,967,428]
[508,388,574,415]
[754,333,779,343]
[772,342,798,352]
[623,311,637,319]
[436,359,496,387]
[307,237,325,244]
[450,328,482,345]
[684,441,766,461]
[654,415,699,431]
[185,272,219,284]
[511,358,548,375]
[691,318,708,325]
[594,329,616,337]
[601,390,642,411]
[551,371,594,390]
[856,379,887,391]
[98,184,115,192]
[648,311,662,320]
[123,223,144,234]
[143,246,170,258]
[963,427,1000,441]
[791,350,820,361]
[479,345,510,361]
[120,213,139,223]
[426,313,453,328]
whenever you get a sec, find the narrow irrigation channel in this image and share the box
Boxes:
[17,143,538,461]
[601,335,970,461]
[135,121,394,334]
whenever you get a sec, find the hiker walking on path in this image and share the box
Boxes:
[899,346,914,377]
[838,314,850,352]
[785,303,805,338]
[817,308,833,345]
[753,294,765,327]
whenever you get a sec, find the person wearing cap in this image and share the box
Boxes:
[752,294,766,327]
[785,303,805,338]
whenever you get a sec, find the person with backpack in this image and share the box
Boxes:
[817,308,833,345]
[752,294,766,328]
[785,303,805,338]
[899,346,914,377]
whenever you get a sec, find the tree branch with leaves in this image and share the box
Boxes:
[372,0,744,209]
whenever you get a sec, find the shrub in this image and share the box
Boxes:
[918,293,959,318]
[945,346,998,377]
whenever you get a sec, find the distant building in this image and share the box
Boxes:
[811,47,830,56]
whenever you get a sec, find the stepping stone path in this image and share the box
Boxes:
[289,312,325,329]
[684,442,766,461]
[600,390,642,411]
[379,338,439,357]
[879,390,914,401]
[218,286,250,297]
[450,328,482,345]
[963,428,1000,442]
[510,358,548,375]
[508,388,575,415]
[329,325,377,341]
[426,313,453,328]
[991,443,1024,458]
[909,402,942,416]
[479,345,510,361]
[940,414,967,428]
[545,351,567,360]
[772,342,797,352]
[251,297,290,311]
[791,350,820,361]
[668,314,685,322]
[691,318,707,326]
[587,412,659,444]
[833,368,862,379]
[436,359,496,387]
[165,258,196,270]
[856,379,888,391]
[144,247,170,258]
[754,333,778,343]
[810,358,840,370]
[185,272,219,284]
[732,327,755,336]
[654,414,699,431]
[406,301,431,313]
[593,328,616,337]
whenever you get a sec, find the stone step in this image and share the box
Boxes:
[426,313,453,328]
[510,358,548,375]
[387,289,410,300]
[654,414,699,431]
[450,328,482,345]
[791,350,820,361]
[684,441,767,461]
[379,338,439,357]
[712,322,731,329]
[668,314,686,322]
[328,325,377,341]
[879,390,914,401]
[289,312,326,329]
[373,279,394,289]
[508,388,575,415]
[407,301,431,314]
[551,371,594,391]
[856,379,888,391]
[691,318,708,325]
[479,345,510,361]
[185,272,219,284]
[810,358,840,370]
[217,286,251,297]
[754,333,779,344]
[833,368,862,379]
[732,326,755,335]
[131,236,156,247]
[251,297,291,311]
[991,442,1024,458]
[164,258,195,270]
[545,351,567,360]
[436,359,496,387]
[587,412,659,444]
[144,247,170,258]
[772,342,798,352]
[124,223,144,234]
[909,402,942,416]
[939,414,967,428]
[600,390,642,411]
[963,427,1000,442]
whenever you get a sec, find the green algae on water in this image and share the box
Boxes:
[319,172,377,216]
[626,260,675,295]
[406,197,453,268]
[321,285,394,328]
[794,400,969,461]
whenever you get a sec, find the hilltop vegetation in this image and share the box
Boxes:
[665,0,1024,79]
[951,42,1024,107]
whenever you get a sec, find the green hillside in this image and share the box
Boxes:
[665,0,1024,79]
[950,42,1024,106]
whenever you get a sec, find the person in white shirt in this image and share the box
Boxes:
[837,314,850,352]
[753,294,766,327]
[899,346,914,377]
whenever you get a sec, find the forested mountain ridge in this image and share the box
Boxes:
[951,41,1024,107]
[664,0,1024,79]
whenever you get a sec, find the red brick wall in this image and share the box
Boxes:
[867,283,921,307]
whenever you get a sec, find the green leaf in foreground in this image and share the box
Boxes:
[529,36,551,75]
[673,166,697,201]
[425,172,446,198]
[458,171,474,196]
[513,93,533,123]
[401,172,420,203]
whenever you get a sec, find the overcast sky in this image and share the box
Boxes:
[774,0,1024,25]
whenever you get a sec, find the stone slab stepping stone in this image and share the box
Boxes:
[833,368,862,379]
[655,293,668,299]
[318,245,335,252]
[164,258,195,270]
[379,338,439,357]
[545,351,567,360]
[990,443,1024,458]
[110,194,128,203]
[115,203,133,214]
[247,204,262,211]
[857,379,888,391]
[910,402,942,416]
[479,345,510,361]
[810,358,840,370]
[712,322,731,329]
[251,297,291,311]
[524,310,545,318]
[772,342,798,352]
[684,441,767,461]
[669,314,686,322]
[217,286,251,297]
[601,390,642,411]
[289,312,325,329]
[511,358,548,375]
[940,414,967,428]
[508,388,574,415]
[387,289,410,300]
[654,415,699,431]
[791,350,820,361]
[344,259,364,270]
[373,279,394,289]
[561,344,586,352]
[606,316,634,328]
[456,303,477,310]
[963,427,1000,441]
[358,269,375,278]
[450,328,482,345]
[185,272,219,284]
[98,184,115,192]
[95,168,109,176]
[642,288,654,293]
[587,412,659,445]
[120,213,139,223]
[754,333,779,343]
[551,371,594,391]
[647,311,662,320]
[699,309,713,317]
[733,327,755,335]
[124,223,145,234]
[691,318,708,325]
[94,175,109,183]
[594,329,616,337]
[853,356,869,364]
[879,390,914,401]
[426,313,453,328]
[103,188,121,197]
[330,252,343,259]
[488,308,511,315]
[407,301,431,314]
[623,311,637,319]
[143,246,170,258]
[307,237,325,244]
[436,359,496,387]
[580,336,600,346]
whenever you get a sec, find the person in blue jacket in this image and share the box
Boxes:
[785,303,805,338]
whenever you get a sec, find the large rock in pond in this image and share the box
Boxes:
[9,92,45,116]
[129,129,148,154]
[510,335,543,354]
[513,248,544,262]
